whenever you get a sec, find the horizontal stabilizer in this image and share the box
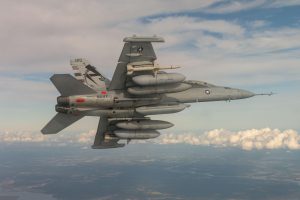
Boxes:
[50,74,96,96]
[41,113,83,134]
[109,35,162,90]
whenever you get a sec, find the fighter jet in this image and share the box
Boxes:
[41,36,271,149]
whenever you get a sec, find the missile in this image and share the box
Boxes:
[116,120,173,130]
[127,61,180,75]
[128,83,191,95]
[114,129,160,139]
[132,73,186,86]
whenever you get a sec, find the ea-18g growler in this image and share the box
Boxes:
[41,36,270,149]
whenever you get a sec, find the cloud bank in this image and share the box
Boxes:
[0,0,299,133]
[157,128,300,150]
[1,128,299,150]
[0,130,95,144]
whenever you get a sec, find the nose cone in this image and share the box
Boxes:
[238,89,255,99]
[228,88,255,100]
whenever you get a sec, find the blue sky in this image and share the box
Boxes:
[0,0,299,149]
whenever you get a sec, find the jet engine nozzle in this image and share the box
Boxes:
[57,96,69,106]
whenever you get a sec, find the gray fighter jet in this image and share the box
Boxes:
[41,36,271,149]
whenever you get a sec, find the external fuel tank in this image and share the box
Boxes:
[132,73,185,86]
[136,104,188,115]
[115,120,173,130]
[128,83,191,95]
[114,129,160,139]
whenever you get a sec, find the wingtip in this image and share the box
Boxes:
[123,35,165,42]
[40,128,57,135]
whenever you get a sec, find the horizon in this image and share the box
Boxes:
[0,1,300,199]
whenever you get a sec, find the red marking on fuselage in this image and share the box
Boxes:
[76,98,85,103]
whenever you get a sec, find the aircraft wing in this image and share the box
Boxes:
[92,115,125,149]
[109,36,164,90]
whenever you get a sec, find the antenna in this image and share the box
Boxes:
[255,92,275,96]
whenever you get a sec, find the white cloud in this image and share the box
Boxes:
[0,130,95,144]
[0,0,220,73]
[249,20,268,28]
[205,0,267,14]
[0,130,46,143]
[191,27,300,57]
[1,128,300,151]
[76,130,95,144]
[0,1,299,87]
[109,16,300,86]
[268,0,300,7]
[141,17,245,36]
[156,128,300,150]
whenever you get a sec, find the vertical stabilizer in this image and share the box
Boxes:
[70,58,110,92]
[109,36,164,90]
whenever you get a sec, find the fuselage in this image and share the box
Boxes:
[163,86,254,103]
[55,83,254,118]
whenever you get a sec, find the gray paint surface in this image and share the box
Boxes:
[42,35,269,149]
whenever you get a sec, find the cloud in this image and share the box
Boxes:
[76,130,95,144]
[248,20,268,28]
[1,2,299,86]
[0,0,299,132]
[1,128,300,151]
[156,128,300,150]
[113,16,300,86]
[267,0,300,8]
[155,25,300,85]
[141,17,245,36]
[0,0,220,73]
[0,130,95,144]
[190,27,300,58]
[205,0,267,14]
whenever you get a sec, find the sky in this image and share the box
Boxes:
[0,0,300,150]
